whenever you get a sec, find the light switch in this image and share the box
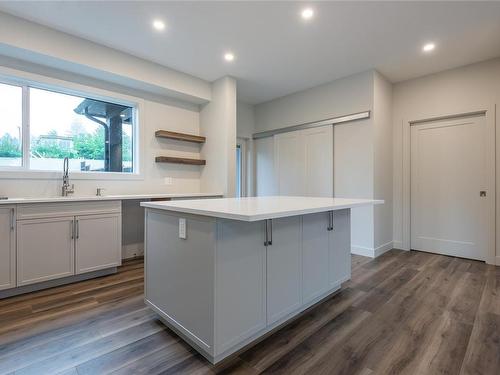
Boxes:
[179,218,187,239]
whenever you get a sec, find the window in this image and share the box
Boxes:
[0,80,136,174]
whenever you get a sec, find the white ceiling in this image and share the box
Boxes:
[0,1,499,104]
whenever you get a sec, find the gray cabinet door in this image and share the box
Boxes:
[17,216,75,286]
[302,212,330,303]
[0,206,16,290]
[215,219,267,355]
[266,216,302,325]
[75,213,121,274]
[329,209,351,286]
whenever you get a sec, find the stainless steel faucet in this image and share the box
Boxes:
[61,157,75,197]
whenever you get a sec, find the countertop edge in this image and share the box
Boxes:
[0,193,223,205]
[141,199,384,221]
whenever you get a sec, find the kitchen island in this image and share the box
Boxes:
[141,196,382,364]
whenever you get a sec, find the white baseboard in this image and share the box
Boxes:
[374,241,393,257]
[351,241,394,258]
[392,240,404,250]
[122,242,144,260]
[351,245,375,258]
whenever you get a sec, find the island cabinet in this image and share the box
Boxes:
[144,207,351,364]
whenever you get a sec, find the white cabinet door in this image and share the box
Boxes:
[303,126,333,197]
[75,213,121,274]
[215,219,267,354]
[302,212,330,303]
[266,216,302,325]
[274,131,306,196]
[0,206,16,290]
[17,216,75,286]
[329,209,351,287]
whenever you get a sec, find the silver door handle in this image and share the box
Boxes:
[327,211,334,231]
[10,208,14,231]
[264,220,268,246]
[76,219,80,239]
[268,219,272,246]
[71,220,74,239]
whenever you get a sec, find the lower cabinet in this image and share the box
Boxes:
[0,206,16,290]
[15,202,122,287]
[75,214,121,274]
[17,216,75,286]
[330,209,351,286]
[266,216,302,324]
[302,212,330,304]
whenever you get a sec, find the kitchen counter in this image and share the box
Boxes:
[141,196,383,221]
[0,192,223,205]
[143,196,382,363]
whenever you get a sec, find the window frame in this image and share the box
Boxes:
[0,72,143,180]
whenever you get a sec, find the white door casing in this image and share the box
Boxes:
[410,113,491,261]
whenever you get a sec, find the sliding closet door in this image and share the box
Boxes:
[274,131,306,196]
[303,126,333,197]
[274,125,333,197]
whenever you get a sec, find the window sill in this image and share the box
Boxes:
[0,169,144,181]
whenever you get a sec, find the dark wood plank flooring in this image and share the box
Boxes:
[0,250,498,375]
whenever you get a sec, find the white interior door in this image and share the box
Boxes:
[410,114,489,260]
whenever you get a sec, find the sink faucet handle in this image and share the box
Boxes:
[96,188,105,196]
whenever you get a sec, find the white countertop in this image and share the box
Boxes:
[141,196,384,221]
[0,192,223,205]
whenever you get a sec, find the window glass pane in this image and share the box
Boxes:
[0,83,22,167]
[29,88,134,172]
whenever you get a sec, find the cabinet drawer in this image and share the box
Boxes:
[17,201,121,220]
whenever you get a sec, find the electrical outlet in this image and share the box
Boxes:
[179,218,187,239]
[164,177,173,185]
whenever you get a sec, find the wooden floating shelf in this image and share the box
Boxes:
[155,156,206,165]
[155,130,206,144]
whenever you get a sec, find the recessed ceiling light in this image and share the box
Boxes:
[422,43,436,52]
[152,19,165,31]
[301,8,314,20]
[224,52,235,62]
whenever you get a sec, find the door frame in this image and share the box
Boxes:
[401,105,496,264]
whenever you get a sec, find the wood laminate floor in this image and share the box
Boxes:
[0,250,499,375]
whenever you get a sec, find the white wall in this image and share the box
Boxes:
[237,101,255,139]
[392,57,500,263]
[200,77,237,197]
[373,72,393,254]
[255,71,374,132]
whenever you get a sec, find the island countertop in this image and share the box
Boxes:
[140,196,383,221]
